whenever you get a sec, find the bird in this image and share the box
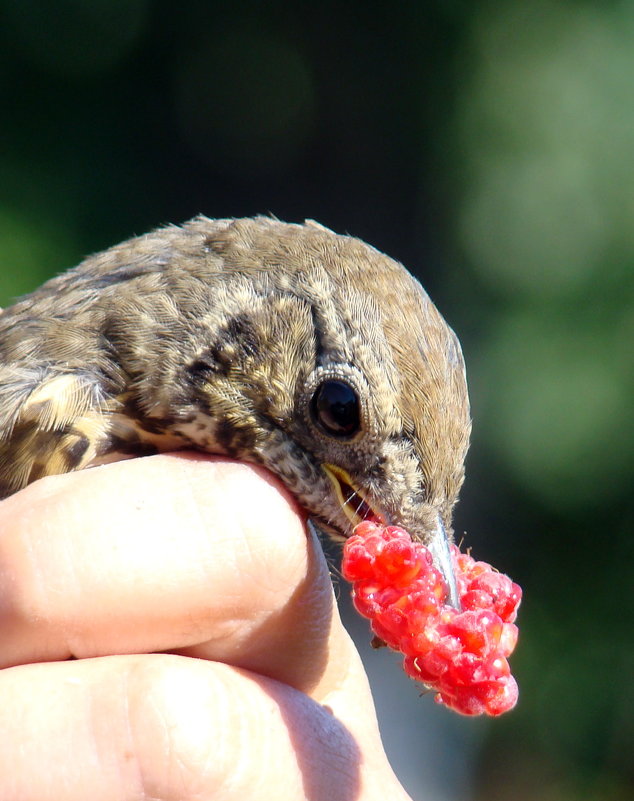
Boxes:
[0,216,470,603]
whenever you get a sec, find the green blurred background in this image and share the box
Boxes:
[1,1,632,799]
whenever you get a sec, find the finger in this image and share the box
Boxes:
[0,654,412,801]
[0,454,338,695]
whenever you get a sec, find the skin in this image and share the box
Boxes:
[0,453,413,801]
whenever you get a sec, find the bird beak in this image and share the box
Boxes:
[322,463,382,527]
[322,464,461,609]
[427,514,460,610]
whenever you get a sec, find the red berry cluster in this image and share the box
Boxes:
[342,521,522,716]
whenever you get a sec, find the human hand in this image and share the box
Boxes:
[0,453,412,801]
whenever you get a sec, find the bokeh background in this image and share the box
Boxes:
[1,1,632,799]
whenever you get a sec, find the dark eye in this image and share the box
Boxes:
[310,380,361,438]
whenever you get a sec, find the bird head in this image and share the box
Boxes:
[171,217,471,603]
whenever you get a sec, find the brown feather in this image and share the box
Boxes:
[0,217,470,546]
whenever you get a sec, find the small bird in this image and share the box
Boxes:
[0,217,470,602]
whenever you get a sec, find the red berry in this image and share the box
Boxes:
[461,589,493,611]
[342,522,522,716]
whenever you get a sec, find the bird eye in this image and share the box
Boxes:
[310,380,361,438]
